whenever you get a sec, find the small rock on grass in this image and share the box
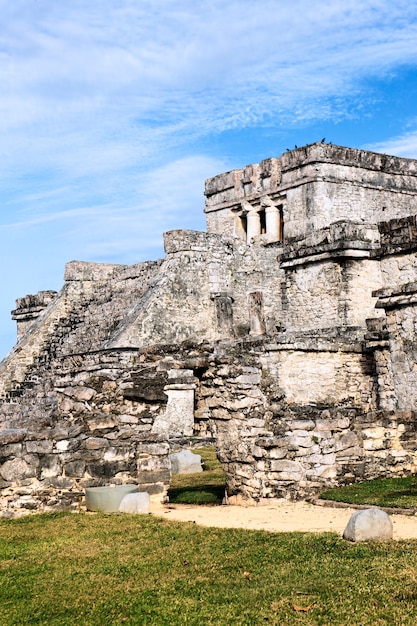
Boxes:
[343,508,393,542]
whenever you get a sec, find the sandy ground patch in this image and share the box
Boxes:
[151,501,417,540]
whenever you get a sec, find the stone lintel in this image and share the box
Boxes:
[11,306,47,321]
[264,340,363,353]
[373,281,417,299]
[363,340,390,350]
[164,383,197,391]
[375,293,417,310]
[280,248,371,269]
[374,282,417,309]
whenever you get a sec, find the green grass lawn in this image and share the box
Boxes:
[320,476,417,509]
[168,447,226,505]
[3,454,417,625]
[1,512,417,625]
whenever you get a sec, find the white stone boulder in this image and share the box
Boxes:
[343,508,393,542]
[118,492,150,514]
[169,449,203,474]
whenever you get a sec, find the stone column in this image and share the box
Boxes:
[212,293,235,338]
[152,370,196,437]
[246,206,261,243]
[265,205,281,240]
[249,292,266,335]
[261,195,281,241]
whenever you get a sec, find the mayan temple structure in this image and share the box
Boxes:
[2,142,417,515]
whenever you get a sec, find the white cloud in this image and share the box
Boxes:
[2,1,417,139]
[0,154,226,261]
[1,0,417,358]
[366,130,417,159]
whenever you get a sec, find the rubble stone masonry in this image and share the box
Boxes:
[2,143,417,515]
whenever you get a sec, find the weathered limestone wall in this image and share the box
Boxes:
[1,333,417,513]
[375,284,417,411]
[3,143,417,513]
[205,143,417,243]
[283,177,417,241]
[0,259,161,397]
[279,258,383,334]
[263,347,376,410]
[0,349,173,515]
[107,230,283,347]
[365,215,417,413]
[194,343,417,502]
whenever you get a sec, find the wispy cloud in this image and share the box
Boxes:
[0,154,226,260]
[1,0,416,211]
[1,0,417,357]
[366,129,417,158]
[2,1,417,153]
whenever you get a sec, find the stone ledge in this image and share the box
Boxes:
[281,247,371,268]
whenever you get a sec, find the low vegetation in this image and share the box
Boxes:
[168,446,226,505]
[2,457,417,624]
[1,512,417,625]
[320,476,417,509]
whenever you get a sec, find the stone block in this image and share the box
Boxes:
[87,461,131,479]
[334,431,360,451]
[312,465,337,479]
[119,492,150,514]
[0,458,37,482]
[335,446,364,459]
[169,449,203,474]
[343,509,393,542]
[40,455,62,479]
[363,439,386,451]
[0,443,22,460]
[269,460,302,473]
[0,429,27,445]
[136,443,169,456]
[274,471,303,481]
[50,427,70,441]
[267,447,288,460]
[234,373,261,385]
[26,440,53,454]
[87,416,118,431]
[290,420,315,431]
[64,460,86,478]
[62,386,97,401]
[315,420,333,431]
[85,437,110,450]
[43,476,74,489]
[136,470,171,484]
[211,408,232,420]
[138,456,170,472]
[287,435,313,448]
[307,452,335,465]
[55,440,70,452]
[119,414,139,424]
[136,482,165,495]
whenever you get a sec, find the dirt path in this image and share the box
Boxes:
[151,501,417,539]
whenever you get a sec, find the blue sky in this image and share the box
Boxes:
[1,0,417,358]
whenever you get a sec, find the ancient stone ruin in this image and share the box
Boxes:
[2,142,417,515]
